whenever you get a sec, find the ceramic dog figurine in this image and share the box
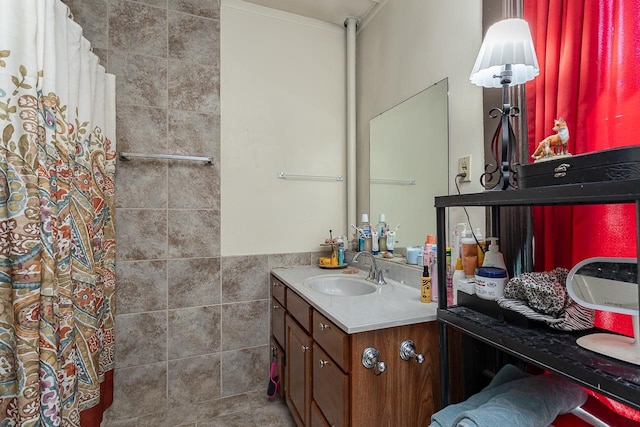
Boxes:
[532,118,570,161]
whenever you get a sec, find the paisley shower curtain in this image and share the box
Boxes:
[0,0,116,425]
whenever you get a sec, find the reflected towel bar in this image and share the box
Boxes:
[119,152,213,164]
[370,178,416,185]
[278,172,343,181]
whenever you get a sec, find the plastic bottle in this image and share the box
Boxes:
[371,226,379,255]
[337,237,345,265]
[359,214,370,251]
[452,258,466,305]
[475,228,486,266]
[376,214,388,252]
[460,229,478,277]
[430,245,438,302]
[482,237,507,270]
[420,265,432,303]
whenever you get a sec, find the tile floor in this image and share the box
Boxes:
[102,391,296,427]
[197,394,296,427]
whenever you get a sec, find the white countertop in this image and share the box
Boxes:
[271,265,437,334]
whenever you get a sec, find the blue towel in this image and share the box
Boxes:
[430,364,587,427]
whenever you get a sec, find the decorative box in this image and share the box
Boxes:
[517,146,640,188]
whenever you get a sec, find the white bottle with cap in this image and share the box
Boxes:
[481,237,507,270]
[375,214,388,252]
[359,214,371,251]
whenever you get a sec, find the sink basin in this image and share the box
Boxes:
[304,275,377,296]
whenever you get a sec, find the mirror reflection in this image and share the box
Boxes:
[369,78,449,248]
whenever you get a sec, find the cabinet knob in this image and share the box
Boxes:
[318,322,330,331]
[301,345,309,352]
[400,339,425,364]
[319,359,329,368]
[273,305,280,310]
[362,347,386,375]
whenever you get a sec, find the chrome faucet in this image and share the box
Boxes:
[353,251,387,285]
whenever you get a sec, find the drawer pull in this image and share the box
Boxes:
[362,347,386,375]
[272,281,282,287]
[273,305,280,310]
[318,322,330,331]
[400,339,425,364]
[301,345,310,352]
[319,359,329,368]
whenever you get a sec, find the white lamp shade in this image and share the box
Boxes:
[470,18,540,88]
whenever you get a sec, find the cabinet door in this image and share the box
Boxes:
[272,297,286,348]
[313,344,349,427]
[350,322,440,426]
[286,314,312,427]
[310,401,331,427]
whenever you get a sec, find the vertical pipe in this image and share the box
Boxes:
[345,17,357,237]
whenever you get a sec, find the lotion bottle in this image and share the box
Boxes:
[452,258,466,305]
[482,237,507,270]
[420,265,431,303]
[460,230,478,277]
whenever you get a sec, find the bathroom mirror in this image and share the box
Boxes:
[566,257,639,365]
[369,78,449,248]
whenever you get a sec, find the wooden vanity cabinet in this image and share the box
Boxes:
[271,273,441,427]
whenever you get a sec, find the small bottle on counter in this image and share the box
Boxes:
[421,265,432,303]
[337,237,345,265]
[359,214,370,252]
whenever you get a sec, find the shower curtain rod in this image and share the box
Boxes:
[119,152,213,164]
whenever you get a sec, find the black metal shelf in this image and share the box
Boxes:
[439,306,640,411]
[434,179,640,411]
[435,179,640,207]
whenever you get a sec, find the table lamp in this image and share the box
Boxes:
[470,18,539,190]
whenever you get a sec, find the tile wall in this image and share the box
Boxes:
[62,0,314,424]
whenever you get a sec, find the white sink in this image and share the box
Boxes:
[304,275,377,296]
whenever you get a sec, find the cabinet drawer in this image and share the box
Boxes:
[271,297,285,348]
[271,276,286,306]
[287,289,312,332]
[313,344,349,427]
[313,311,349,371]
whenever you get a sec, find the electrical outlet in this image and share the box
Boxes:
[458,155,471,182]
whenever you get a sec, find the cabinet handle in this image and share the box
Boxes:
[273,305,280,310]
[400,339,425,364]
[318,322,330,331]
[272,281,282,287]
[319,359,329,368]
[301,345,309,352]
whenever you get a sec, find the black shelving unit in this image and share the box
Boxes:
[434,179,640,410]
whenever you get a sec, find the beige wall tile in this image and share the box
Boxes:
[168,354,221,404]
[168,110,219,158]
[116,105,168,153]
[115,312,167,368]
[168,61,219,113]
[169,12,219,67]
[221,301,270,351]
[168,210,220,258]
[221,256,269,303]
[109,0,167,57]
[116,160,167,209]
[107,362,168,420]
[168,306,221,359]
[116,260,167,314]
[168,258,220,308]
[109,52,168,108]
[167,162,220,209]
[268,253,313,269]
[168,0,219,19]
[220,346,269,396]
[116,209,167,261]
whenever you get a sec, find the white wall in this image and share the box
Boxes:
[356,0,487,243]
[221,0,347,255]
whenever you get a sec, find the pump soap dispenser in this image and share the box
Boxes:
[482,237,507,270]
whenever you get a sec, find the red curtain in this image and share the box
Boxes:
[524,0,640,420]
